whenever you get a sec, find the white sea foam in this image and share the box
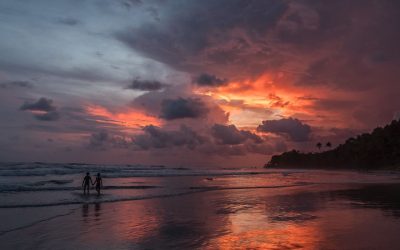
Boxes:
[0,184,308,208]
[0,162,272,177]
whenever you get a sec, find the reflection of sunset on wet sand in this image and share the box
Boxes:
[2,171,400,249]
[211,225,320,250]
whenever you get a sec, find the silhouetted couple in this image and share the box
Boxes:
[82,172,103,195]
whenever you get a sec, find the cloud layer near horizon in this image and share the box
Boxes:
[0,0,399,167]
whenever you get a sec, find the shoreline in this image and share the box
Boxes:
[2,180,400,249]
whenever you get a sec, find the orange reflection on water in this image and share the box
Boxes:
[206,206,321,250]
[209,223,320,249]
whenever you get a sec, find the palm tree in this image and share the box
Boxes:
[326,142,332,148]
[316,142,322,151]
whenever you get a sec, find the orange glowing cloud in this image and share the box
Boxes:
[195,71,355,129]
[194,73,304,127]
[86,105,161,130]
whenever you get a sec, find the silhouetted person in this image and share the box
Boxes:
[93,173,103,195]
[82,172,92,194]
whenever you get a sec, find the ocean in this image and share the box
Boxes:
[1,163,400,249]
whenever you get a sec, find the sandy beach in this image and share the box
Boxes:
[1,165,400,249]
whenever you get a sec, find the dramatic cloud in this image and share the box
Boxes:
[126,79,167,91]
[20,97,59,121]
[133,125,205,150]
[115,0,288,75]
[160,97,209,120]
[131,124,285,158]
[257,118,311,141]
[20,98,56,112]
[211,124,262,145]
[194,73,228,87]
[131,86,229,126]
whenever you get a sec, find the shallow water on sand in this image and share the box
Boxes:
[1,164,400,249]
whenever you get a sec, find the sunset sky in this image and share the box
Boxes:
[0,0,399,167]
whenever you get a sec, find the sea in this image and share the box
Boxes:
[1,162,400,249]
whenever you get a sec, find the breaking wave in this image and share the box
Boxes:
[0,183,307,209]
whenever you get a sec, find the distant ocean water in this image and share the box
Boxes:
[1,162,400,209]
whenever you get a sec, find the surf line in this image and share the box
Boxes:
[0,183,311,209]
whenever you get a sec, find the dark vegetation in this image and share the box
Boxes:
[266,120,400,169]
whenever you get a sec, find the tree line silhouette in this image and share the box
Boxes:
[316,142,332,151]
[265,119,400,169]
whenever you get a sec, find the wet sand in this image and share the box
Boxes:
[2,182,400,249]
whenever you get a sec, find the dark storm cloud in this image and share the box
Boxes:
[198,136,286,156]
[160,97,209,120]
[115,0,400,94]
[115,0,288,74]
[131,86,229,126]
[20,97,56,112]
[19,97,60,121]
[126,79,167,91]
[257,117,311,141]
[133,125,205,150]
[0,80,33,89]
[211,124,262,145]
[291,0,400,91]
[132,124,285,157]
[193,73,228,87]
